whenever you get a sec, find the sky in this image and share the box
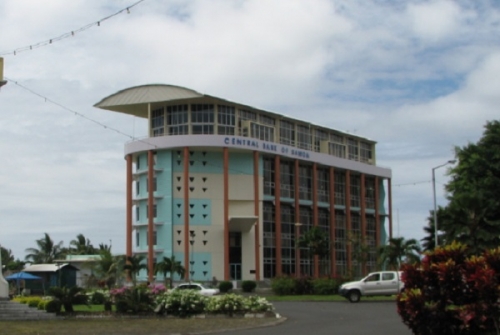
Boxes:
[1,0,499,260]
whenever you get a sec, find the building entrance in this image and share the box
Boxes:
[229,232,242,280]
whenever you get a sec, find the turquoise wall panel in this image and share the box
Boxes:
[378,179,386,215]
[174,252,212,282]
[228,152,254,175]
[172,150,224,174]
[173,198,212,226]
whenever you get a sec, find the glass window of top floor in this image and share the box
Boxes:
[148,103,375,164]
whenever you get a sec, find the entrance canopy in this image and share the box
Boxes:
[229,216,258,233]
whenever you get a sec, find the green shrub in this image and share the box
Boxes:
[271,277,296,295]
[294,277,313,295]
[111,286,154,314]
[218,281,233,293]
[37,300,48,310]
[159,290,207,317]
[205,293,245,315]
[49,286,87,313]
[312,278,339,295]
[241,280,257,293]
[90,291,106,305]
[45,299,62,313]
[27,297,42,308]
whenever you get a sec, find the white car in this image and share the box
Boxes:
[173,283,219,296]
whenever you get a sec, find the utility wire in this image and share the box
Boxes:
[0,0,146,56]
[5,77,157,149]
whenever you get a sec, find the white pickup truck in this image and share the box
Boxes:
[338,271,404,303]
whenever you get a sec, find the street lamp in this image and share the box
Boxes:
[294,223,303,278]
[432,160,456,247]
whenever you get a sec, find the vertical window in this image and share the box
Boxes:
[136,206,140,222]
[298,165,312,200]
[279,120,295,146]
[350,174,361,208]
[360,142,373,163]
[217,105,235,135]
[348,138,359,161]
[365,177,375,210]
[151,107,165,137]
[263,202,276,279]
[166,105,189,135]
[260,115,275,126]
[191,104,214,134]
[281,205,295,276]
[335,211,347,276]
[280,161,295,198]
[136,156,141,170]
[366,216,377,272]
[318,209,331,276]
[297,124,312,150]
[263,157,275,196]
[299,206,313,276]
[334,172,346,206]
[136,231,140,247]
[317,168,329,203]
[251,123,275,142]
[136,181,140,195]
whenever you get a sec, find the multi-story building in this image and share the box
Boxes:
[94,84,392,283]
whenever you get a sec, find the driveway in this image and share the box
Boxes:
[222,301,412,335]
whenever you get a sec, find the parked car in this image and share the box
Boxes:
[172,283,219,296]
[338,271,404,303]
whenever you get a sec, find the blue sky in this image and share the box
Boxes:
[1,0,499,260]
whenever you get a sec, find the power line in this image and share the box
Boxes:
[5,77,157,149]
[0,0,146,56]
[393,180,431,187]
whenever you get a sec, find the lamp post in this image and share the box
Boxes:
[432,160,456,247]
[294,223,303,278]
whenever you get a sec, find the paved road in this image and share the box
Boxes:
[223,301,412,335]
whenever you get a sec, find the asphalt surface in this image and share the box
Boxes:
[221,301,412,335]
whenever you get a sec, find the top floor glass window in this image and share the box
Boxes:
[151,107,165,137]
[238,109,257,136]
[297,124,312,150]
[191,104,214,134]
[314,129,328,152]
[360,142,373,163]
[280,120,295,146]
[348,138,359,161]
[217,105,235,135]
[167,105,188,135]
[260,115,275,126]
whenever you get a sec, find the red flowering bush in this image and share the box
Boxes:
[397,242,500,335]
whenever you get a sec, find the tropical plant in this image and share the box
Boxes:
[48,286,88,313]
[69,234,96,255]
[154,255,185,288]
[297,226,330,276]
[91,249,121,289]
[378,237,421,270]
[398,242,500,335]
[25,233,65,264]
[123,254,147,286]
[348,232,373,277]
[111,285,154,314]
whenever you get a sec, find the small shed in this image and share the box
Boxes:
[24,263,79,291]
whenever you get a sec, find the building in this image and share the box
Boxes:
[94,84,392,283]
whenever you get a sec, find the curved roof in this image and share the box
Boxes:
[94,84,204,118]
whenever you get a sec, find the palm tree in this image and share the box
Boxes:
[92,249,122,289]
[25,233,64,264]
[154,255,185,288]
[123,254,148,286]
[378,237,421,270]
[69,234,96,255]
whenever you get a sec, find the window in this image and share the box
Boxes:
[348,138,359,161]
[298,165,312,200]
[360,142,373,163]
[365,177,375,210]
[136,181,140,195]
[297,124,312,150]
[329,142,346,158]
[335,212,347,276]
[136,156,141,170]
[250,123,274,142]
[146,230,157,246]
[151,107,165,137]
[366,274,380,282]
[260,115,275,126]
[263,202,276,279]
[238,110,257,136]
[299,206,313,276]
[382,273,395,281]
[350,174,361,208]
[280,161,295,198]
[217,105,235,135]
[314,129,328,152]
[334,172,346,206]
[191,104,214,135]
[279,120,295,146]
[136,206,140,222]
[166,105,189,135]
[263,157,275,196]
[281,205,295,276]
[136,232,140,247]
[317,168,329,203]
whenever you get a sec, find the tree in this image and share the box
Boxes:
[378,237,421,270]
[1,247,25,272]
[25,233,64,264]
[69,234,96,255]
[348,232,373,277]
[154,255,185,288]
[439,120,500,254]
[297,226,330,276]
[92,249,121,289]
[123,254,148,286]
